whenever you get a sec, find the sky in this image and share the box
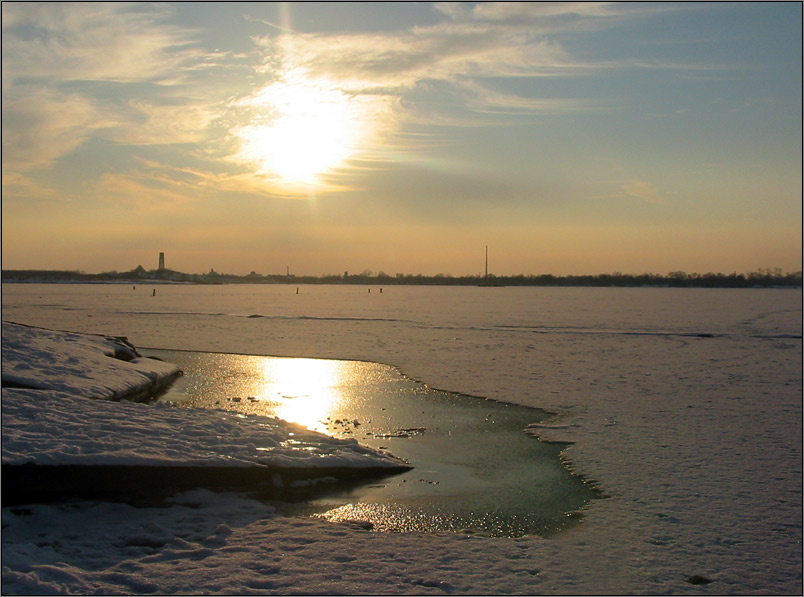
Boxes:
[2,2,801,277]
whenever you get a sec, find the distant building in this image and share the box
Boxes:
[158,252,165,270]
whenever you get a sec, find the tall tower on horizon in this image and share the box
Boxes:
[158,252,165,271]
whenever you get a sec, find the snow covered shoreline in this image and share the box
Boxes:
[1,322,182,402]
[1,322,411,506]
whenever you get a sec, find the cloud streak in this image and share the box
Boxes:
[620,180,665,205]
[2,2,737,200]
[1,2,216,176]
[1,3,198,84]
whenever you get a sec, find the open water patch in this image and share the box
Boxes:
[144,349,600,537]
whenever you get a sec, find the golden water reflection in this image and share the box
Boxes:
[256,358,350,434]
[156,351,385,436]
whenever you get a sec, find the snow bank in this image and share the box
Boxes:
[1,323,410,503]
[1,321,180,402]
[0,488,554,596]
[1,387,409,470]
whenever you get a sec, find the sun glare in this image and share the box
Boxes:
[236,76,368,191]
[259,358,345,433]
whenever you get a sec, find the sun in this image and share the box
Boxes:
[235,76,367,190]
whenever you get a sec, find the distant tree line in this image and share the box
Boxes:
[2,267,801,288]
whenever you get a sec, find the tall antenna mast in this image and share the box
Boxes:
[485,245,488,278]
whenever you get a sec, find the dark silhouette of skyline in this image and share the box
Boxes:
[2,266,800,289]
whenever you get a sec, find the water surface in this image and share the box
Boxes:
[146,348,600,537]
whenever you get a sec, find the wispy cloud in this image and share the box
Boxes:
[1,170,72,204]
[1,2,216,174]
[433,2,617,23]
[1,3,198,84]
[1,88,114,171]
[92,170,196,213]
[1,1,725,200]
[252,2,707,128]
[112,100,216,146]
[265,26,577,92]
[620,179,665,205]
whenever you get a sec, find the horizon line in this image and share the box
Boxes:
[2,266,801,280]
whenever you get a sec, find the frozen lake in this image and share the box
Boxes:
[2,282,801,594]
[4,282,799,337]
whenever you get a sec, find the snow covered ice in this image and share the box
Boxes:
[1,321,180,402]
[2,284,802,594]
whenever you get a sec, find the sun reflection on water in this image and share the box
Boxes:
[257,358,349,434]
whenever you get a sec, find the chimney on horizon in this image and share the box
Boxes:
[158,252,165,270]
